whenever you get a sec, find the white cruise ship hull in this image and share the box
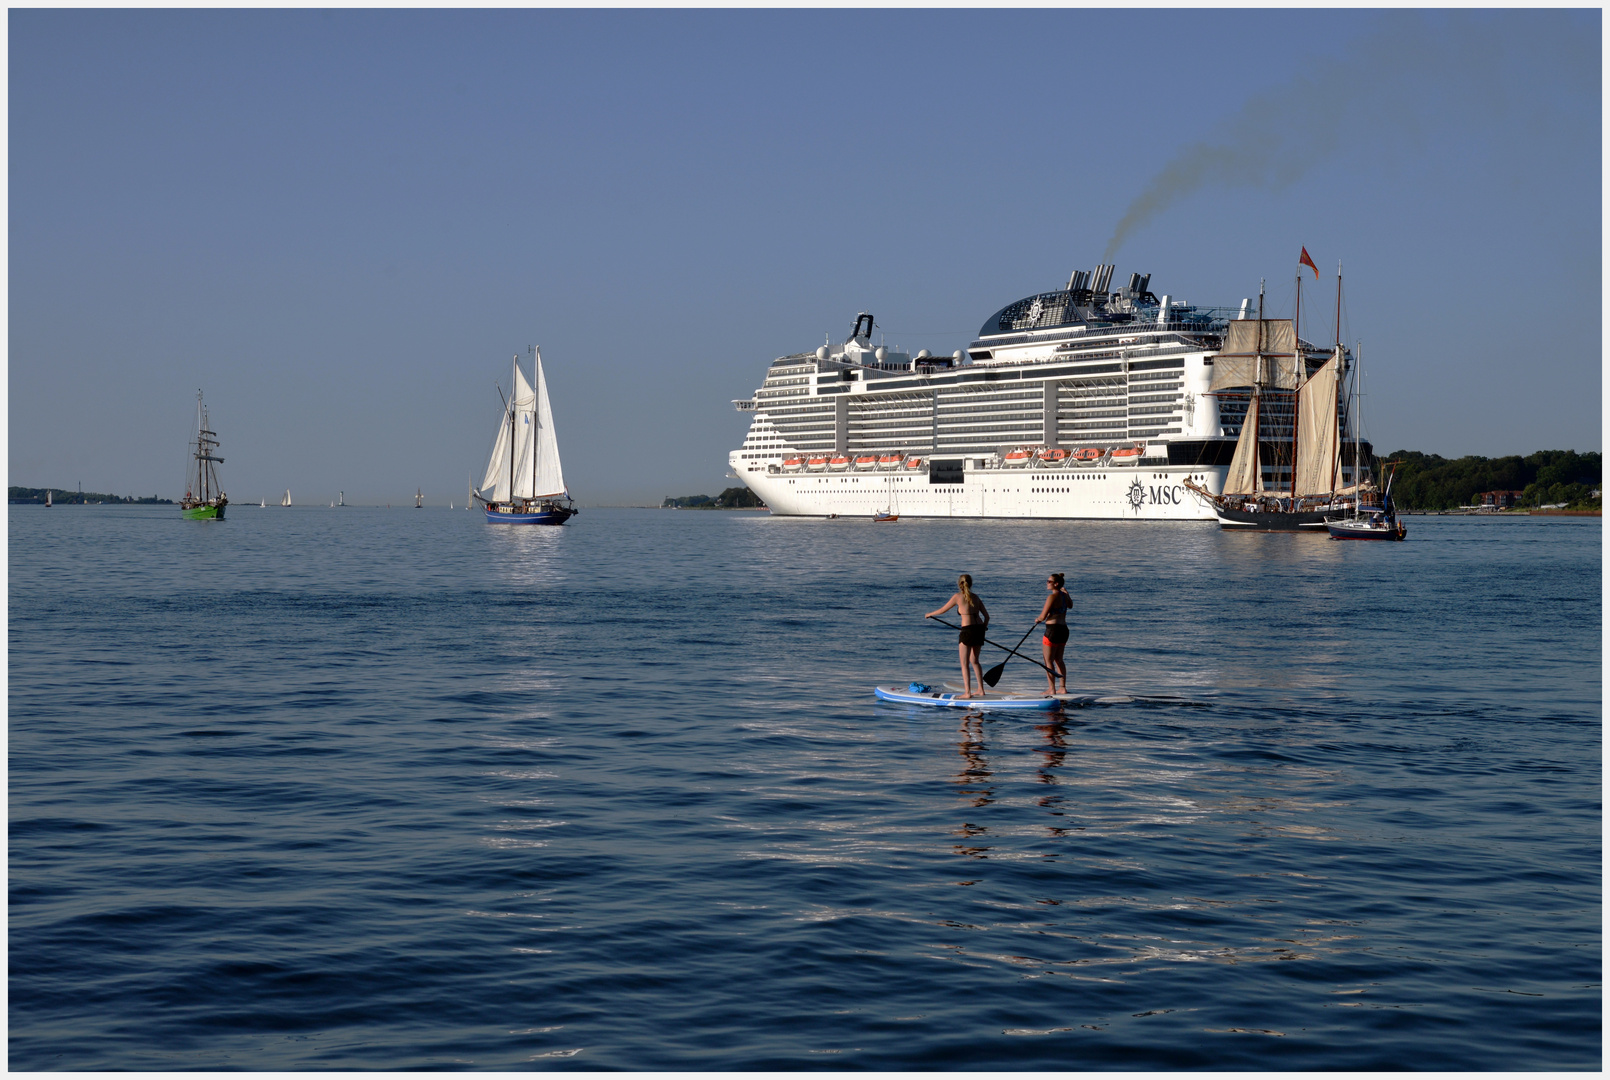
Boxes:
[729,267,1365,523]
[738,458,1226,520]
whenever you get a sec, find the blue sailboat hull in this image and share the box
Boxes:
[484,505,577,525]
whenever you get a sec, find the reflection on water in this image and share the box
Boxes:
[7,508,1599,1070]
[480,519,573,590]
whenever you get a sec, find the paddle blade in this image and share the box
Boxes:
[982,661,1007,687]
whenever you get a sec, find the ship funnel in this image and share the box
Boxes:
[1237,298,1251,320]
[1091,264,1114,294]
[1137,273,1151,295]
[1127,272,1142,292]
[1065,269,1089,293]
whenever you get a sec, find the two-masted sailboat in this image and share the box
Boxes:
[1186,261,1370,531]
[181,391,228,520]
[475,348,578,525]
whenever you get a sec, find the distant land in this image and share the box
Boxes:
[661,487,766,510]
[9,487,172,505]
[1382,449,1599,511]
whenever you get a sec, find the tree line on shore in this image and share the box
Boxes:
[1377,449,1600,511]
[9,487,172,505]
[661,487,766,509]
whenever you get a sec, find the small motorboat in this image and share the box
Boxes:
[1109,445,1144,465]
[1071,447,1105,465]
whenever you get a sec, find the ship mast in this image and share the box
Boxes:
[530,346,538,503]
[1254,280,1264,493]
[1290,268,1302,499]
[509,355,517,507]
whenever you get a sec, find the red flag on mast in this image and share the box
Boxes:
[1299,247,1319,278]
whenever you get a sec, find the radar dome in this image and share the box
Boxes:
[815,346,829,361]
[874,346,887,362]
[916,349,931,359]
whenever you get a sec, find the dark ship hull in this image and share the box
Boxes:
[1213,504,1349,531]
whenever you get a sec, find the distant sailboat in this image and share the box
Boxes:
[281,489,291,507]
[338,491,345,507]
[477,348,578,525]
[44,490,52,508]
[259,498,265,508]
[181,390,228,520]
[415,488,424,509]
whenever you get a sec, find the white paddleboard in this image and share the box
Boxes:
[875,684,1063,711]
[942,682,1098,706]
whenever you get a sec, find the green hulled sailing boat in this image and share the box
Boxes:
[181,391,228,520]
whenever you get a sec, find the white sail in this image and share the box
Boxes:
[1293,350,1342,496]
[1210,319,1301,392]
[531,353,566,498]
[481,361,535,502]
[1223,394,1261,495]
[481,353,565,502]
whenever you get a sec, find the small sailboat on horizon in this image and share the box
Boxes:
[281,489,291,507]
[474,347,578,525]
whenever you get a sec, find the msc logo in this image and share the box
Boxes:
[1126,479,1185,513]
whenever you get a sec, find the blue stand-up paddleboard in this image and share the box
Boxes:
[875,683,1063,711]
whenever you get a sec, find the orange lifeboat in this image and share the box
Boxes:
[1038,447,1069,465]
[806,455,831,471]
[1109,445,1144,465]
[1071,447,1105,464]
[903,456,926,470]
[1003,447,1035,467]
[782,456,806,472]
[877,453,904,470]
[828,454,852,471]
[853,454,879,470]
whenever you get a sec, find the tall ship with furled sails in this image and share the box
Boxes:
[180,390,227,520]
[1184,258,1370,530]
[475,348,577,525]
[728,260,1369,519]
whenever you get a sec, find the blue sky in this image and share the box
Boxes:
[9,9,1600,505]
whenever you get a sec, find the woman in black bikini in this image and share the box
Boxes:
[925,574,990,698]
[1036,572,1071,695]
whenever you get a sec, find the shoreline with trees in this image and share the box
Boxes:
[9,487,173,505]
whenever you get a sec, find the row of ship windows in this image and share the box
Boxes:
[757,377,1190,406]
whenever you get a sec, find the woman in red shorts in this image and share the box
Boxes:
[1035,572,1071,695]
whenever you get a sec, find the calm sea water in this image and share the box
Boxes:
[9,505,1600,1070]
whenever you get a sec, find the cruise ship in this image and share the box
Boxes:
[729,265,1369,520]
